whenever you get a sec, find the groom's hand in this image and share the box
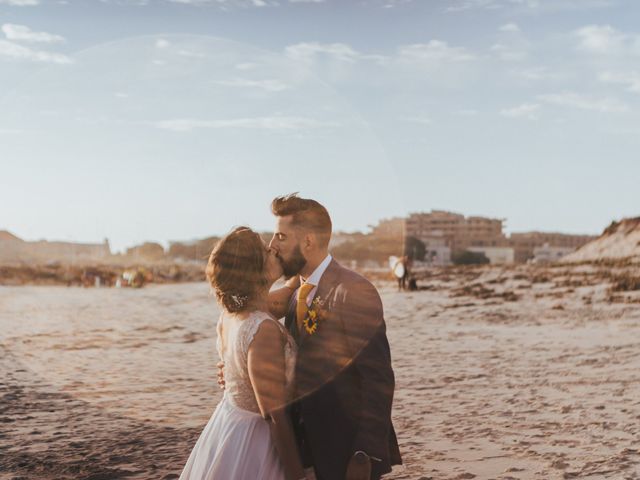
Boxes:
[345,451,371,480]
[216,361,225,389]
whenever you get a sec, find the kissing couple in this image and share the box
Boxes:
[180,194,401,480]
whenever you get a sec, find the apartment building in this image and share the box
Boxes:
[509,232,597,263]
[370,217,405,238]
[405,210,507,254]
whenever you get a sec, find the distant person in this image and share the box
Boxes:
[393,255,410,291]
[402,256,412,291]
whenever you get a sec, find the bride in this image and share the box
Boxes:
[179,226,306,480]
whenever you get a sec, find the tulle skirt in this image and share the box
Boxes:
[179,394,285,480]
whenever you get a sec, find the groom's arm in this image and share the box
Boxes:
[340,281,395,462]
[268,276,300,319]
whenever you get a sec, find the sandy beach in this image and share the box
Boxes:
[1,263,640,479]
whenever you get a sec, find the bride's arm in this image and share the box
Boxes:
[248,321,305,480]
[268,276,300,319]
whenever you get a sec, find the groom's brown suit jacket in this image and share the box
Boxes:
[285,259,401,480]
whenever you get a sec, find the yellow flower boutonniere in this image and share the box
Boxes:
[303,296,326,335]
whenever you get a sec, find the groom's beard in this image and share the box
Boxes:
[280,244,307,279]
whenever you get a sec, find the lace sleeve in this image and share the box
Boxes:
[239,315,282,358]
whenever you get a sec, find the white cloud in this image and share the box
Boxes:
[538,92,629,113]
[446,0,614,13]
[575,25,626,55]
[491,43,526,62]
[285,40,473,69]
[403,115,432,125]
[177,49,206,58]
[598,71,640,94]
[289,0,324,2]
[499,23,520,33]
[456,109,479,116]
[96,0,150,4]
[511,66,562,81]
[500,103,540,119]
[445,0,502,12]
[0,0,39,5]
[167,0,272,6]
[155,38,170,49]
[0,128,24,134]
[235,62,257,70]
[2,24,65,44]
[0,39,73,64]
[213,78,290,92]
[285,41,387,67]
[285,42,362,63]
[397,41,475,63]
[152,116,339,132]
[446,0,547,12]
[540,0,614,13]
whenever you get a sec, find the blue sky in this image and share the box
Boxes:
[1,0,639,252]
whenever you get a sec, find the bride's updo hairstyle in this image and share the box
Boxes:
[206,226,268,313]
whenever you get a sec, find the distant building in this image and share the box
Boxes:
[415,233,451,265]
[329,231,364,248]
[30,239,111,261]
[532,243,576,264]
[425,246,452,266]
[0,231,111,264]
[419,233,447,250]
[509,232,596,263]
[126,242,165,261]
[467,246,515,264]
[370,217,405,238]
[168,236,219,262]
[405,210,507,254]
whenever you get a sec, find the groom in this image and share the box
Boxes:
[268,193,401,480]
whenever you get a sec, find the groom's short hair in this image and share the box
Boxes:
[271,193,332,248]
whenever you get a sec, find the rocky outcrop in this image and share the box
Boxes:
[0,231,111,265]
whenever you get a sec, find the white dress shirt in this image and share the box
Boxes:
[299,254,332,306]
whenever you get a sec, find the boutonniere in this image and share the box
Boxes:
[303,296,328,335]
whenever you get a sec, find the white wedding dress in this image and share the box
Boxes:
[180,310,297,480]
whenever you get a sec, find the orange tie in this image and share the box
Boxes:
[296,283,315,332]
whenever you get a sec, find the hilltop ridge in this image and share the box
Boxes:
[564,217,640,262]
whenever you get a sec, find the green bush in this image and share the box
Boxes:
[452,250,490,265]
[404,236,426,261]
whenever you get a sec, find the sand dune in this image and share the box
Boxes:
[565,217,640,263]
